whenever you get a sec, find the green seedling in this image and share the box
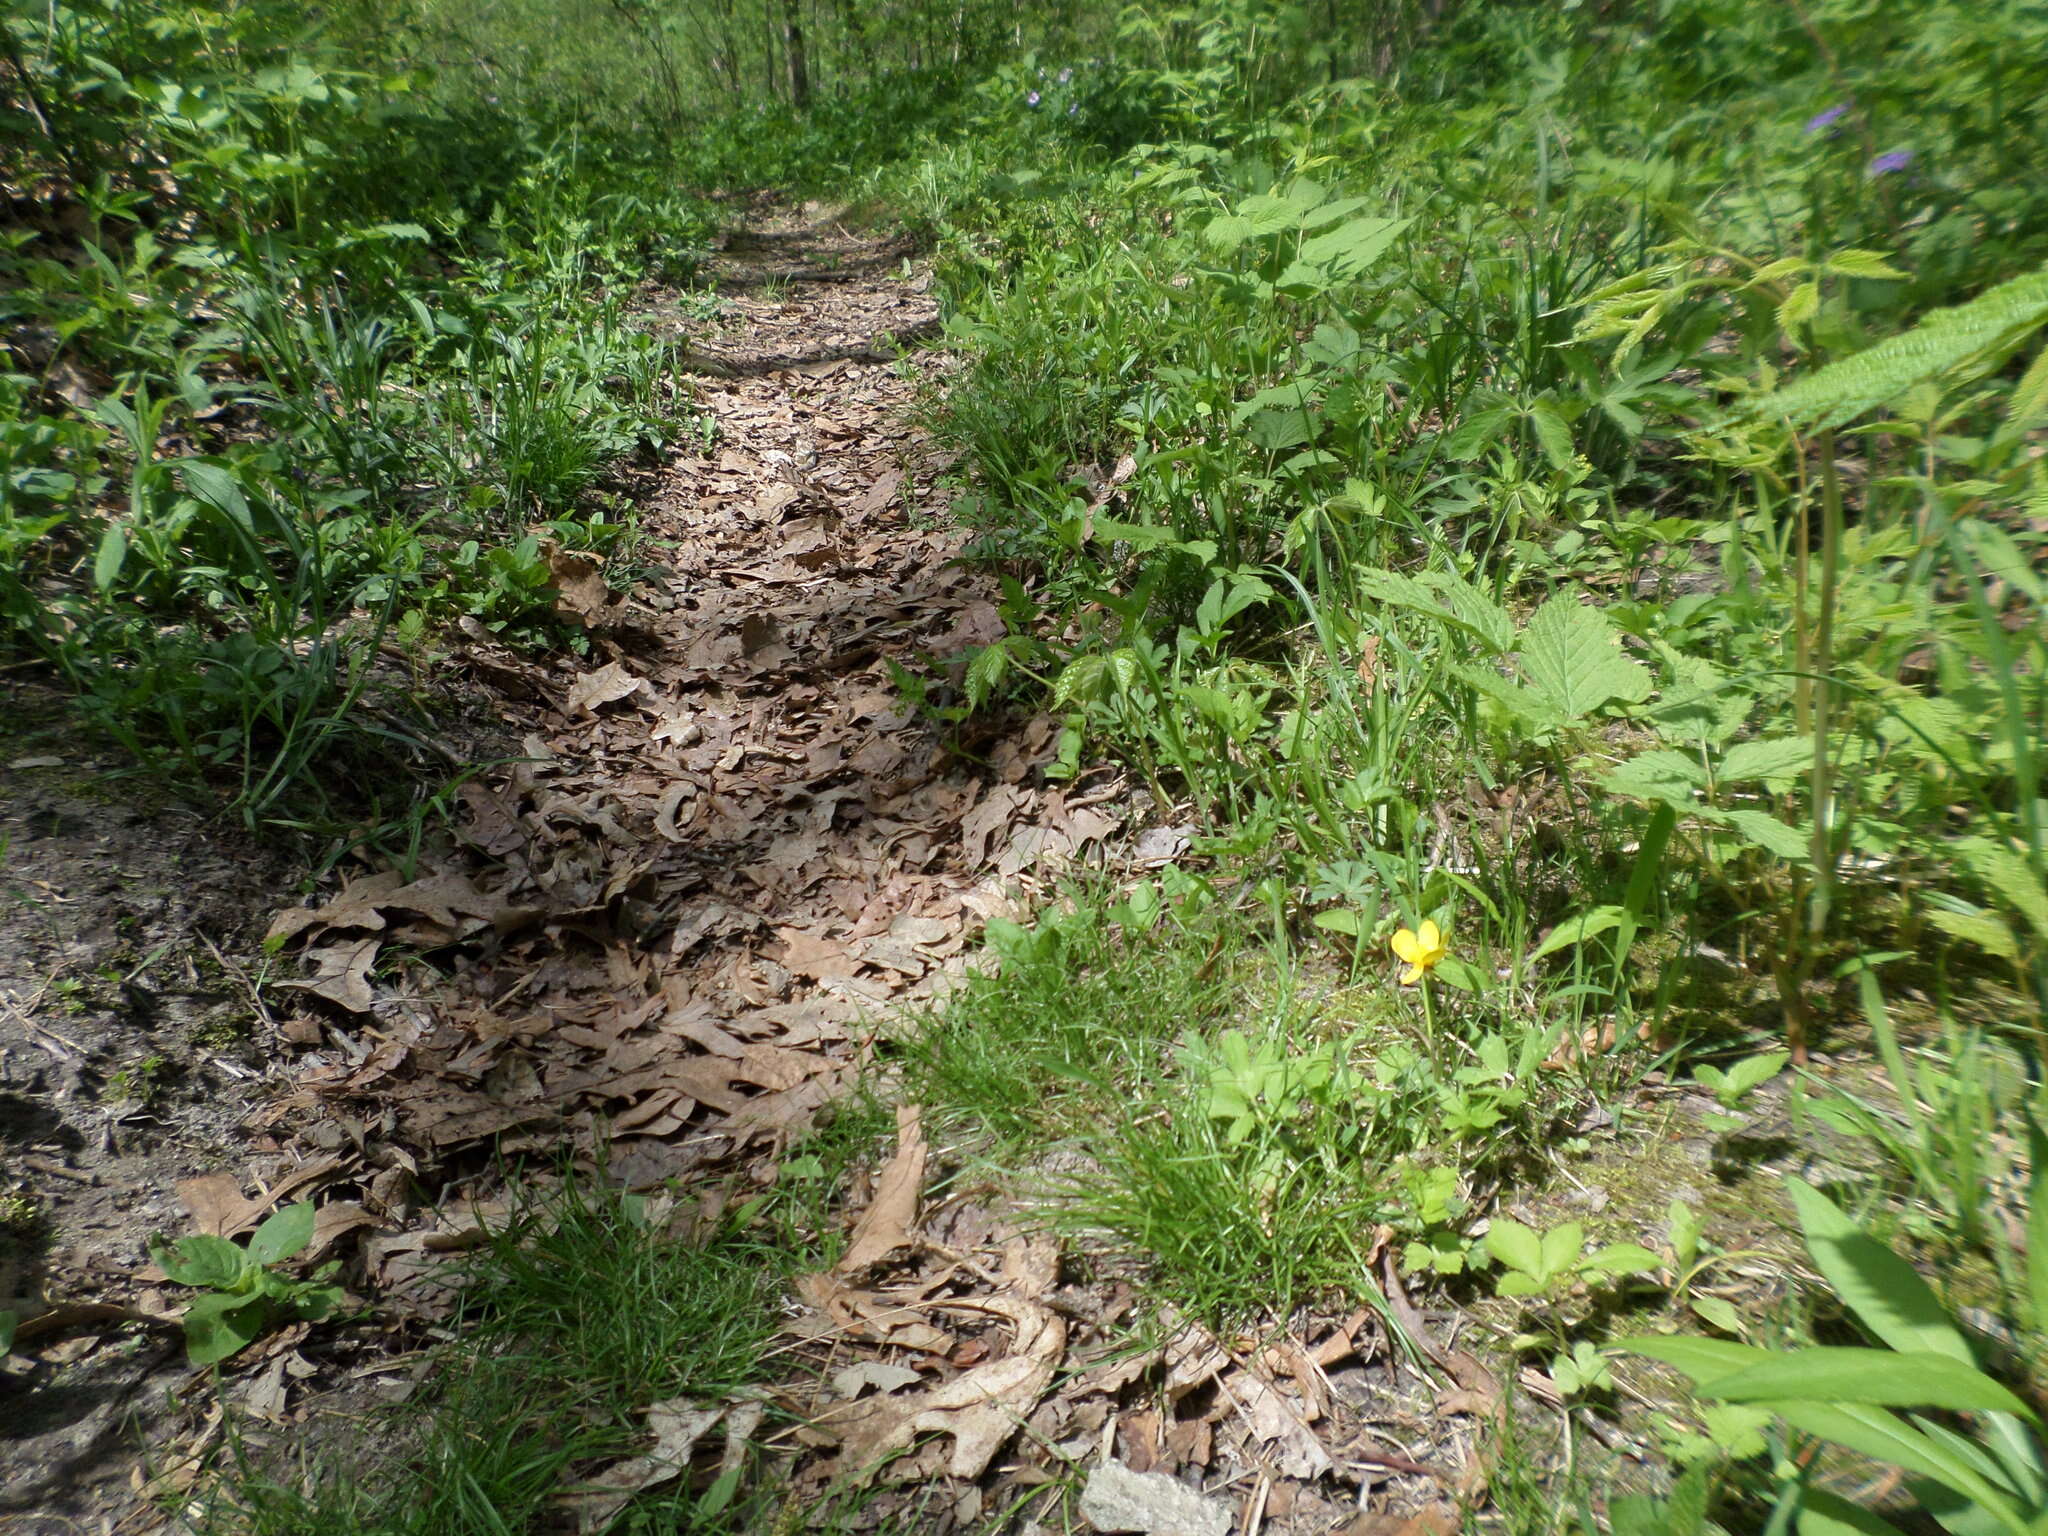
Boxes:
[1551,1339,1614,1398]
[1692,1049,1789,1131]
[1485,1216,1662,1300]
[149,1201,343,1366]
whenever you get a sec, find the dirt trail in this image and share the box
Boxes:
[2,201,1136,1528]
[258,202,1119,1207]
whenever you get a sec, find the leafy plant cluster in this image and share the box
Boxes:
[1,0,714,826]
[830,0,2048,1529]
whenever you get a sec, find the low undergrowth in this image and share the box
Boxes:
[194,1103,892,1536]
[3,0,715,835]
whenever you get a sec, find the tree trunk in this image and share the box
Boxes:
[783,0,810,109]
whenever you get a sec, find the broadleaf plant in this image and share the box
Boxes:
[1619,1176,2048,1536]
[149,1201,343,1366]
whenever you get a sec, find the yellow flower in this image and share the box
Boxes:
[1391,919,1447,985]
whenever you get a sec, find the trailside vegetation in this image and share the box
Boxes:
[5,0,2047,1531]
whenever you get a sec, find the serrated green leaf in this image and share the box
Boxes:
[1296,215,1409,277]
[1717,807,1810,860]
[1745,263,2048,431]
[1355,568,1514,653]
[1925,905,2019,960]
[1518,597,1651,720]
[1723,1050,1791,1098]
[1528,399,1576,469]
[1718,736,1813,788]
[1602,748,1707,805]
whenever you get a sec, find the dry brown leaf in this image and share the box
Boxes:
[837,1104,925,1275]
[283,936,380,1013]
[814,1285,1065,1480]
[564,661,647,716]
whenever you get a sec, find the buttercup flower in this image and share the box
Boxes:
[1868,149,1914,177]
[1804,104,1847,134]
[1391,919,1447,985]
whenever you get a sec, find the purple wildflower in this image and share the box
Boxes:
[1026,89,1040,107]
[1804,103,1847,134]
[1067,101,1078,116]
[1868,149,1914,177]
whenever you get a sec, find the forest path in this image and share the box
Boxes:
[262,197,1120,1290]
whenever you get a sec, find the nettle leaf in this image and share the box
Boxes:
[151,1233,248,1291]
[1718,736,1812,789]
[1517,597,1652,720]
[1244,407,1318,453]
[247,1201,316,1266]
[1602,748,1708,806]
[1712,807,1810,861]
[1924,905,2019,961]
[1296,215,1410,278]
[1745,262,2048,431]
[1355,568,1515,653]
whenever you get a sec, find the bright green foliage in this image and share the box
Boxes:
[149,1202,343,1366]
[1,0,710,828]
[1621,1174,2048,1536]
[1484,1217,1662,1301]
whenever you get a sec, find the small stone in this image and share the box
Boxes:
[1079,1461,1232,1536]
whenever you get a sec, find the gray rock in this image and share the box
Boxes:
[1079,1461,1233,1536]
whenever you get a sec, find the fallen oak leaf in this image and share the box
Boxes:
[812,1288,1066,1481]
[836,1104,925,1277]
[563,661,648,717]
[278,937,380,1014]
[562,1397,758,1534]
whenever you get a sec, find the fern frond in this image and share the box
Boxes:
[1743,263,2048,431]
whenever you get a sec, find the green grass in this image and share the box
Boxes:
[192,1102,892,1536]
[893,886,1587,1324]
